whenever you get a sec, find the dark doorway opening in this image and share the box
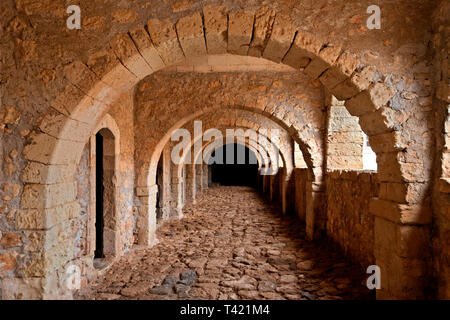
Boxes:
[94,128,116,262]
[156,156,163,220]
[210,143,258,187]
[95,132,104,259]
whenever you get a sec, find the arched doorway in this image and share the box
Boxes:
[210,143,259,187]
[94,128,117,261]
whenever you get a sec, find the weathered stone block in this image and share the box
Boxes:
[319,67,348,89]
[327,142,363,157]
[147,18,185,65]
[332,78,360,100]
[38,108,91,143]
[369,198,431,225]
[46,202,80,229]
[21,183,76,209]
[15,209,44,230]
[23,132,86,165]
[376,152,402,182]
[203,5,227,54]
[109,33,153,79]
[351,66,378,91]
[282,31,322,69]
[63,61,99,94]
[262,14,296,63]
[248,7,276,57]
[319,51,358,89]
[176,13,207,58]
[378,182,427,204]
[87,48,138,91]
[369,131,406,153]
[346,82,396,116]
[227,9,255,55]
[70,94,109,125]
[1,278,43,300]
[358,107,396,136]
[304,45,342,79]
[128,24,165,71]
[1,232,22,248]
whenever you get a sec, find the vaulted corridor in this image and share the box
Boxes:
[1,0,448,301]
[76,186,373,300]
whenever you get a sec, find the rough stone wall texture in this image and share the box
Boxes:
[60,91,137,288]
[326,95,364,170]
[431,0,450,300]
[155,146,173,221]
[177,110,296,178]
[134,71,325,181]
[326,170,379,268]
[0,0,443,299]
[108,91,136,253]
[74,144,90,262]
[294,168,308,222]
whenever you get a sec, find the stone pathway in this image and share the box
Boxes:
[76,186,374,300]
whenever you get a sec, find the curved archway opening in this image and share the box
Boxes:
[14,4,433,300]
[93,128,117,262]
[208,143,259,187]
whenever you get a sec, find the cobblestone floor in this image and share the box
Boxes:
[76,186,375,300]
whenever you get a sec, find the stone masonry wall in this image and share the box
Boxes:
[109,91,136,252]
[134,71,326,182]
[0,0,444,299]
[326,95,364,170]
[73,144,90,266]
[67,90,137,288]
[294,168,308,222]
[431,0,450,299]
[326,170,379,268]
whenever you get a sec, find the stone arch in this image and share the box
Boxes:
[176,109,297,215]
[173,126,281,209]
[18,6,430,299]
[137,102,316,189]
[178,114,294,173]
[189,133,269,206]
[179,128,275,179]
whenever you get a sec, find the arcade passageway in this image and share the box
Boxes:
[76,186,372,300]
[0,0,448,300]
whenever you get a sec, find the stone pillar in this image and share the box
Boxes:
[272,171,282,203]
[280,168,288,214]
[202,164,209,189]
[294,168,307,222]
[263,174,269,194]
[185,163,196,204]
[269,175,275,200]
[159,145,172,220]
[281,168,295,215]
[305,167,326,240]
[369,173,432,299]
[208,165,212,186]
[257,170,263,191]
[195,164,203,195]
[171,164,184,218]
[136,184,158,246]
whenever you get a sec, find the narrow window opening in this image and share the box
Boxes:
[95,132,104,259]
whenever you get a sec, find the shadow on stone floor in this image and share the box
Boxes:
[75,186,375,300]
